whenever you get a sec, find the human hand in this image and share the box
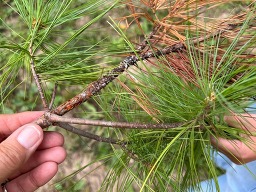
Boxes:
[0,111,66,192]
[211,114,256,164]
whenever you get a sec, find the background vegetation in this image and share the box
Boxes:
[0,0,255,191]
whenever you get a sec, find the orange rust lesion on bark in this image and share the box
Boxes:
[65,104,74,111]
[51,45,182,116]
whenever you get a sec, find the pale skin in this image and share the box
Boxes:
[211,114,256,164]
[0,111,66,192]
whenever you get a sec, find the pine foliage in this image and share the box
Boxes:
[97,1,256,191]
[0,0,256,191]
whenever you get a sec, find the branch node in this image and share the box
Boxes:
[36,111,53,128]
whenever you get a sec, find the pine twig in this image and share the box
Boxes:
[120,144,143,163]
[57,122,151,164]
[57,122,126,145]
[49,82,58,110]
[43,113,183,129]
[140,42,185,60]
[52,55,138,116]
[52,43,184,116]
[29,43,48,110]
[137,25,160,51]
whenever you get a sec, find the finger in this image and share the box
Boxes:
[211,136,241,163]
[0,111,44,137]
[224,114,256,131]
[6,162,58,192]
[9,146,66,179]
[0,124,43,183]
[37,131,64,150]
[212,136,256,164]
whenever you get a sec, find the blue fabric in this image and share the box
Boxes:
[246,102,256,114]
[196,151,256,192]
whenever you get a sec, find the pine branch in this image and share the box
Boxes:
[49,82,58,110]
[52,43,185,116]
[52,55,137,115]
[29,43,48,110]
[44,113,183,129]
[136,25,160,51]
[57,122,125,145]
[48,22,239,117]
[36,22,240,144]
[57,122,153,165]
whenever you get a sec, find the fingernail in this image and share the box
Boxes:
[17,125,41,149]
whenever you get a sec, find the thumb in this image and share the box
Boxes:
[0,123,43,183]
